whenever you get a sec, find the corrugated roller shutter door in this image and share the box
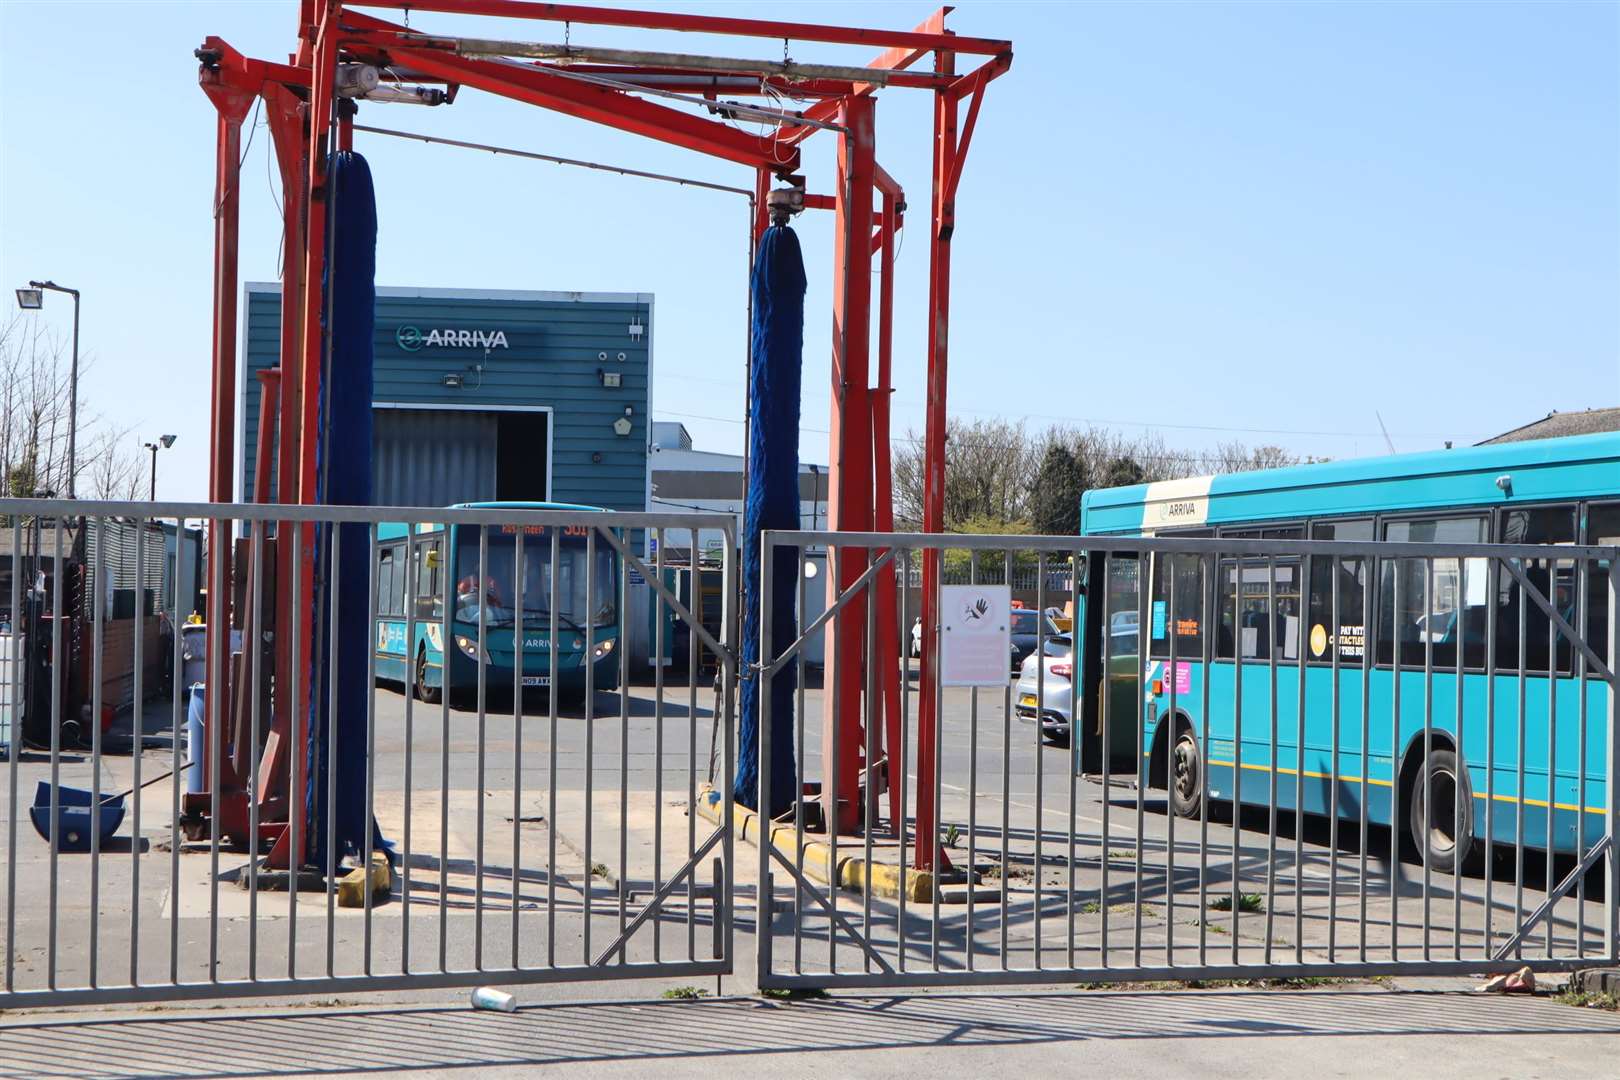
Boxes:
[373,409,498,507]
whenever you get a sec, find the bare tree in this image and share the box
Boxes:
[0,313,116,499]
[83,427,145,501]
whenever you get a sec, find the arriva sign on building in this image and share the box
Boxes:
[396,325,510,351]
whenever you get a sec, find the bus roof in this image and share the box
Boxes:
[1081,430,1620,535]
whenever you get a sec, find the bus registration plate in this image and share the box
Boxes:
[522,676,551,688]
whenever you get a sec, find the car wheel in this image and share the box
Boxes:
[414,648,442,704]
[1170,725,1202,820]
[1408,747,1473,875]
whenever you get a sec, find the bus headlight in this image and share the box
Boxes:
[593,638,615,660]
[455,635,487,661]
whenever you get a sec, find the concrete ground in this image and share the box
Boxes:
[3,985,1619,1078]
[1,666,1616,1075]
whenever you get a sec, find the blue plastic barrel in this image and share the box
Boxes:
[185,686,205,794]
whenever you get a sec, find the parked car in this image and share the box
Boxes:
[1015,622,1140,747]
[1009,608,1065,674]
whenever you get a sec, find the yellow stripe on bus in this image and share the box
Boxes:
[1206,758,1604,816]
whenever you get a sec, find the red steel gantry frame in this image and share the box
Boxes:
[196,0,1009,871]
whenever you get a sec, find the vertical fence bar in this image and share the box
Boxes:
[475,526,488,969]
[512,528,525,968]
[169,518,184,986]
[1034,552,1047,970]
[1484,557,1498,956]
[131,521,145,986]
[791,543,805,973]
[247,527,264,980]
[327,524,341,977]
[1327,554,1340,962]
[1262,555,1277,966]
[931,548,949,973]
[652,529,665,962]
[1230,552,1242,962]
[862,555,877,972]
[1515,576,1527,959]
[1001,549,1013,969]
[1604,557,1619,963]
[400,521,415,974]
[965,551,978,972]
[1421,557,1433,961]
[582,527,595,966]
[287,520,301,977]
[1067,551,1081,970]
[617,531,629,959]
[1101,552,1113,967]
[1575,556,1588,957]
[722,523,738,973]
[1390,563,1402,961]
[89,517,104,987]
[1454,556,1465,961]
[898,548,912,973]
[47,518,61,990]
[1197,551,1211,966]
[3,520,17,992]
[1359,554,1373,962]
[546,527,559,968]
[439,525,451,974]
[1164,559,1177,966]
[1135,552,1148,968]
[687,536,698,962]
[1545,563,1557,959]
[363,524,378,974]
[1296,552,1308,965]
[758,538,775,983]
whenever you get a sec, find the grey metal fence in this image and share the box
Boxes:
[756,529,1620,989]
[0,498,736,1010]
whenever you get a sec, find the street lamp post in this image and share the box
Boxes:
[15,280,81,498]
[143,435,177,501]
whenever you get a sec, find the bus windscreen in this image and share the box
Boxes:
[452,526,616,630]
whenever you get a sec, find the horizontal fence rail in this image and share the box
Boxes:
[0,498,736,1010]
[756,528,1620,989]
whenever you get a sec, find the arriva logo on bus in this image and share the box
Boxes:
[396,325,510,352]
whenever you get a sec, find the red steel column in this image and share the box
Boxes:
[915,47,958,871]
[200,78,254,791]
[264,83,306,762]
[822,94,876,835]
[873,190,904,836]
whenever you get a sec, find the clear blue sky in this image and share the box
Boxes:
[2,1,1615,501]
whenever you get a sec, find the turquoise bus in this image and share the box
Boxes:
[374,502,621,704]
[1078,432,1618,871]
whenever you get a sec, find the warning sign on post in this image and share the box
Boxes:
[940,584,1013,687]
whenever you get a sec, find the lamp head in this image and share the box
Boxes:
[160,434,177,449]
[15,288,42,310]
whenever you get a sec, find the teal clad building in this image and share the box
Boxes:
[239,283,653,511]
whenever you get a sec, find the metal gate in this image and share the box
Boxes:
[0,498,735,1009]
[755,529,1620,989]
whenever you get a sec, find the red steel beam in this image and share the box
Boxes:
[374,40,800,172]
[822,92,876,836]
[354,0,1010,55]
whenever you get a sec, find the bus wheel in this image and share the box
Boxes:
[1170,725,1202,820]
[415,649,442,705]
[1408,747,1473,875]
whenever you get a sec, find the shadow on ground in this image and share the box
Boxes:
[3,989,1618,1078]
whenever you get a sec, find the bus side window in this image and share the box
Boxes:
[1378,516,1485,668]
[377,546,398,617]
[1496,507,1576,674]
[1585,504,1619,675]
[417,539,444,619]
[1148,553,1204,661]
[1307,519,1374,663]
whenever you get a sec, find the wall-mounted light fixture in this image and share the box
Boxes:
[599,368,622,389]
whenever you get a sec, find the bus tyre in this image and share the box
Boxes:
[414,649,441,705]
[1170,725,1202,820]
[1409,747,1473,875]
